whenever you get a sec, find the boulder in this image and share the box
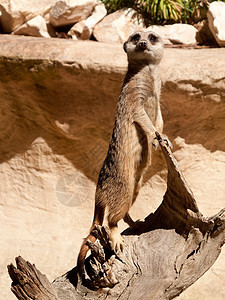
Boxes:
[195,19,218,46]
[49,0,97,28]
[0,0,55,33]
[207,1,225,47]
[68,3,107,40]
[146,25,172,45]
[44,13,58,37]
[165,23,198,45]
[13,15,50,38]
[0,35,225,300]
[146,24,198,45]
[93,9,144,43]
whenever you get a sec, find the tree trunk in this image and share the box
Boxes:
[8,133,225,300]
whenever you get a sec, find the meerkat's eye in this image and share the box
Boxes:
[131,33,140,44]
[149,34,158,43]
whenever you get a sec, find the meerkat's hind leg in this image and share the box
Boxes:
[108,224,124,253]
[153,132,173,151]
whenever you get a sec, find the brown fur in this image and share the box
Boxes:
[77,31,164,280]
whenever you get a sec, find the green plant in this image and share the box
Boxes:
[181,0,206,23]
[148,0,183,22]
[100,0,184,24]
[99,0,225,25]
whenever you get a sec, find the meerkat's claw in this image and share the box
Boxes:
[109,228,124,253]
[110,236,124,253]
[153,134,173,150]
[163,135,173,149]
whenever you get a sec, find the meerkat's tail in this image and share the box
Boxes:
[77,230,96,280]
[77,202,105,281]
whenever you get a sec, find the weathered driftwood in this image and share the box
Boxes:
[8,133,225,300]
[8,256,58,300]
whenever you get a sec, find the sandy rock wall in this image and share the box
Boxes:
[0,35,225,300]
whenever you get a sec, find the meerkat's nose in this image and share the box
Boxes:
[138,40,147,50]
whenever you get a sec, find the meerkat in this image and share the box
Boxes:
[77,31,170,281]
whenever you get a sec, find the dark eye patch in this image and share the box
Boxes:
[131,33,140,43]
[149,34,158,43]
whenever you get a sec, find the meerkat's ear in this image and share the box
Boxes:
[123,41,128,53]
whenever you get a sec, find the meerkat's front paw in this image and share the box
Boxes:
[109,227,124,253]
[153,133,173,150]
[163,135,173,149]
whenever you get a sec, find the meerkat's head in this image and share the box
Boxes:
[123,31,163,65]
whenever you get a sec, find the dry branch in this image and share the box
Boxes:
[8,256,59,300]
[8,133,225,300]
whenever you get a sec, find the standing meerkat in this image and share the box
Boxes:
[77,31,170,281]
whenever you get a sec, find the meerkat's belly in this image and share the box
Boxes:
[97,119,150,195]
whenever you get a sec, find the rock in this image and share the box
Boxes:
[146,25,172,45]
[146,24,198,45]
[195,19,218,46]
[44,13,58,37]
[165,23,198,45]
[49,0,97,28]
[0,35,225,300]
[68,3,107,40]
[68,21,84,39]
[207,1,225,47]
[93,9,144,43]
[13,15,50,38]
[0,0,55,33]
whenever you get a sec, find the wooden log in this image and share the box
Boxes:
[8,256,59,300]
[8,133,225,300]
